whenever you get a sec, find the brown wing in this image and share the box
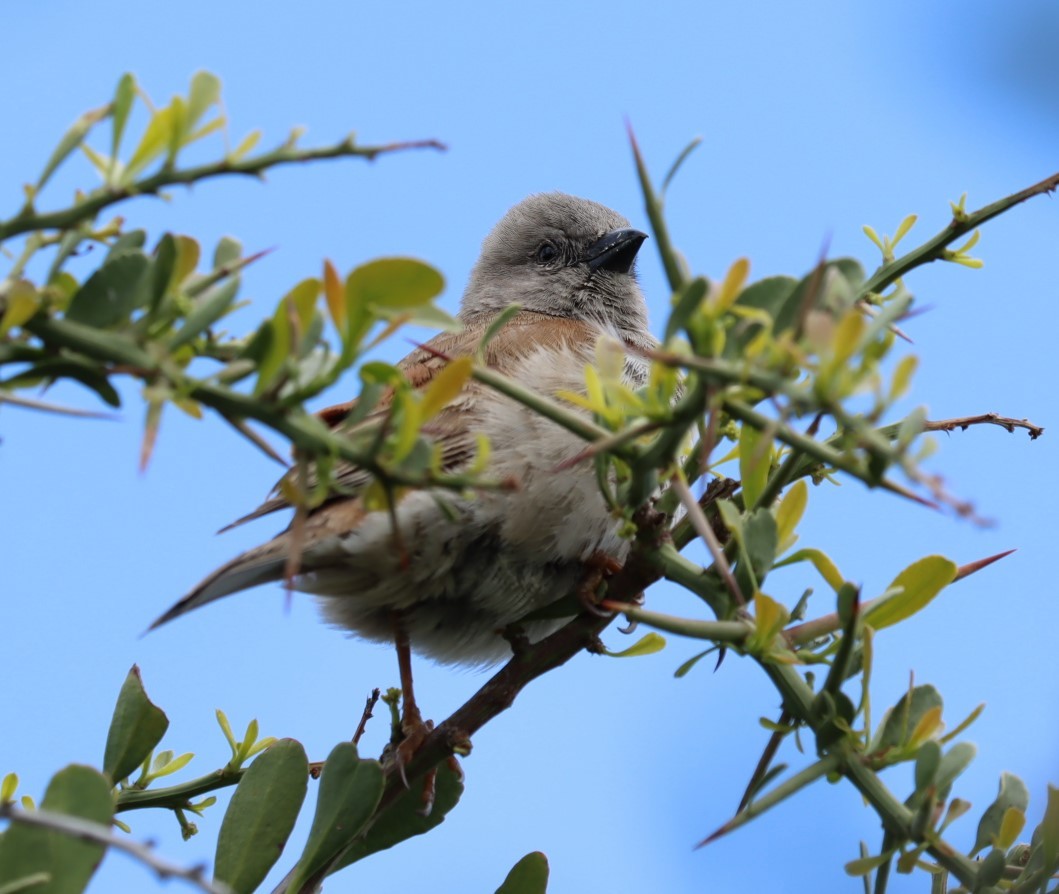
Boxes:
[219,325,486,531]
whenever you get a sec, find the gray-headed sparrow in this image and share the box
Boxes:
[153,193,653,670]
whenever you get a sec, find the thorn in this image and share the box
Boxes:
[695,819,733,849]
[954,548,1016,582]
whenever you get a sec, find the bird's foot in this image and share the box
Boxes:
[499,622,531,657]
[577,551,624,616]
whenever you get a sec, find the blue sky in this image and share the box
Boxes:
[3,2,1058,892]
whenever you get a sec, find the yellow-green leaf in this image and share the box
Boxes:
[712,257,750,313]
[323,260,345,330]
[0,282,40,335]
[186,71,222,129]
[172,235,201,287]
[889,354,918,401]
[285,278,321,333]
[739,424,772,509]
[232,129,262,160]
[1,774,17,803]
[774,480,807,552]
[166,95,187,162]
[605,632,666,658]
[831,308,866,365]
[909,704,943,746]
[392,393,422,462]
[863,555,958,631]
[776,548,845,593]
[126,105,174,179]
[751,591,789,643]
[996,807,1026,850]
[420,356,472,421]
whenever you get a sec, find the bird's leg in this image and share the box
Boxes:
[577,551,625,616]
[390,613,433,789]
[394,620,423,733]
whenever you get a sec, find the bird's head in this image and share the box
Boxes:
[460,192,650,338]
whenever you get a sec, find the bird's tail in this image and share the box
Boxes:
[148,536,290,631]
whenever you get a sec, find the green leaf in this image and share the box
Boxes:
[35,104,110,192]
[167,279,240,350]
[477,303,522,355]
[334,756,464,869]
[495,852,549,894]
[725,275,797,357]
[213,236,243,270]
[105,230,147,263]
[1041,784,1059,872]
[776,260,862,338]
[253,314,290,397]
[973,772,1030,856]
[873,684,942,752]
[934,741,977,796]
[286,743,384,890]
[914,740,940,792]
[664,276,708,343]
[976,848,1007,887]
[0,765,114,894]
[346,258,444,312]
[102,666,169,784]
[109,73,136,162]
[604,632,666,658]
[844,852,894,876]
[673,647,716,678]
[371,302,460,331]
[147,233,177,314]
[215,740,309,894]
[661,137,702,197]
[743,508,778,583]
[863,556,957,631]
[65,252,149,328]
[3,358,122,408]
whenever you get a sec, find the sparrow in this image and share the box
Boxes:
[152,193,653,678]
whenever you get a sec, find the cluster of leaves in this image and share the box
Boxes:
[0,667,476,894]
[569,136,1057,893]
[0,71,470,503]
[2,72,1057,894]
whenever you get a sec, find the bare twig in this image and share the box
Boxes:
[669,471,744,606]
[353,689,382,746]
[923,413,1044,440]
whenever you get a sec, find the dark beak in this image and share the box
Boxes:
[583,227,648,274]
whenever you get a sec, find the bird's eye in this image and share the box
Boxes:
[535,242,559,264]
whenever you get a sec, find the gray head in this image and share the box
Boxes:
[459,193,650,338]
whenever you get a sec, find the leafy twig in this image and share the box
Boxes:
[0,138,446,242]
[0,803,231,894]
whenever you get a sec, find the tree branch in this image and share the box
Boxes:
[0,138,446,242]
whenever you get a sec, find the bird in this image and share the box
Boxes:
[152,192,653,717]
